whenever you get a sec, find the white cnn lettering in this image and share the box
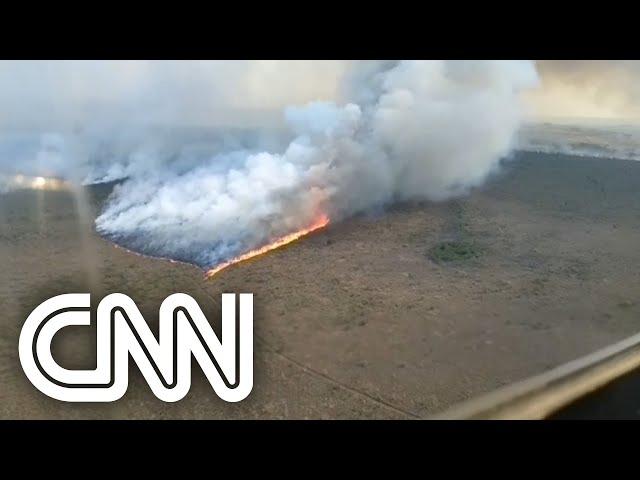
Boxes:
[18,293,253,403]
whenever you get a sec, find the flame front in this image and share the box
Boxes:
[205,214,330,280]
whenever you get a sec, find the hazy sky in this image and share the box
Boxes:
[0,61,351,131]
[2,60,640,132]
[527,60,640,122]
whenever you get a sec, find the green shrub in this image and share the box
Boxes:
[429,241,479,263]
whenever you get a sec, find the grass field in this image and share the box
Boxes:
[1,151,639,418]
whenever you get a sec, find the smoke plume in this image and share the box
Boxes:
[0,61,539,269]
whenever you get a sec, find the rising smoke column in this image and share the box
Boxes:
[95,60,539,269]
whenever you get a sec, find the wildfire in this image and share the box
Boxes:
[205,214,330,280]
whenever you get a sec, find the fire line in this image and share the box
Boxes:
[205,214,330,280]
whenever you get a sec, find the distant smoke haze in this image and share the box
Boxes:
[526,61,640,122]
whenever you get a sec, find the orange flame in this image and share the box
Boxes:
[205,214,330,280]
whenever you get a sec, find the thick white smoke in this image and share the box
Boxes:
[93,60,539,268]
[0,60,539,266]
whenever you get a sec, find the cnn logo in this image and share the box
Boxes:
[19,293,253,402]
